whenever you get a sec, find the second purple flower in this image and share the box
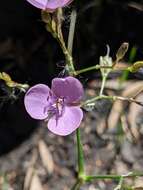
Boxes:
[26,0,73,11]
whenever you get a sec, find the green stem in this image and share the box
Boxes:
[82,95,143,107]
[75,64,131,76]
[71,129,85,190]
[43,10,76,75]
[84,172,143,182]
[85,175,121,181]
[99,75,107,96]
[56,35,75,75]
[75,65,101,75]
[114,176,124,190]
[76,128,85,177]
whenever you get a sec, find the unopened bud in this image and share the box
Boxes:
[116,42,129,61]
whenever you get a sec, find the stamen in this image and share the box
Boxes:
[45,97,65,121]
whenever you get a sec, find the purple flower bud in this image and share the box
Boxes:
[24,77,84,136]
[26,0,73,11]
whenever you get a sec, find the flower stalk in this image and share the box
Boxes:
[99,75,107,96]
[75,64,139,76]
[84,172,143,182]
[76,128,85,178]
[41,9,76,76]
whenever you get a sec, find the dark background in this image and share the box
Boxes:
[0,0,143,155]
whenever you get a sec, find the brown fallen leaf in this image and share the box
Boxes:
[122,81,143,97]
[134,177,143,188]
[30,173,43,190]
[88,79,131,91]
[127,94,143,140]
[24,149,38,190]
[38,140,54,175]
[96,118,107,135]
[108,100,123,130]
[121,115,133,142]
[108,81,143,130]
[24,167,34,190]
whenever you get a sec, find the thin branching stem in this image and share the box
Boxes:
[68,10,77,55]
[99,75,107,96]
[82,95,143,107]
[84,172,143,182]
[75,65,130,75]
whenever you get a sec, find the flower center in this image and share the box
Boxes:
[53,98,64,117]
[44,97,65,119]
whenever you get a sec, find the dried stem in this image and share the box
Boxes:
[68,9,77,55]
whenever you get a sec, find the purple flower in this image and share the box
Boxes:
[26,0,73,11]
[24,77,83,136]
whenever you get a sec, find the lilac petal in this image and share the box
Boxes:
[26,0,73,11]
[51,77,84,103]
[45,0,73,10]
[26,0,47,9]
[24,84,51,120]
[48,106,83,136]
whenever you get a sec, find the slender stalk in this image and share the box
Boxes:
[67,10,84,190]
[76,128,85,177]
[75,65,130,76]
[56,34,75,75]
[114,176,124,190]
[42,10,76,75]
[71,128,85,190]
[84,172,143,182]
[75,65,100,75]
[85,175,121,181]
[82,95,143,107]
[99,75,107,96]
[68,10,77,55]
